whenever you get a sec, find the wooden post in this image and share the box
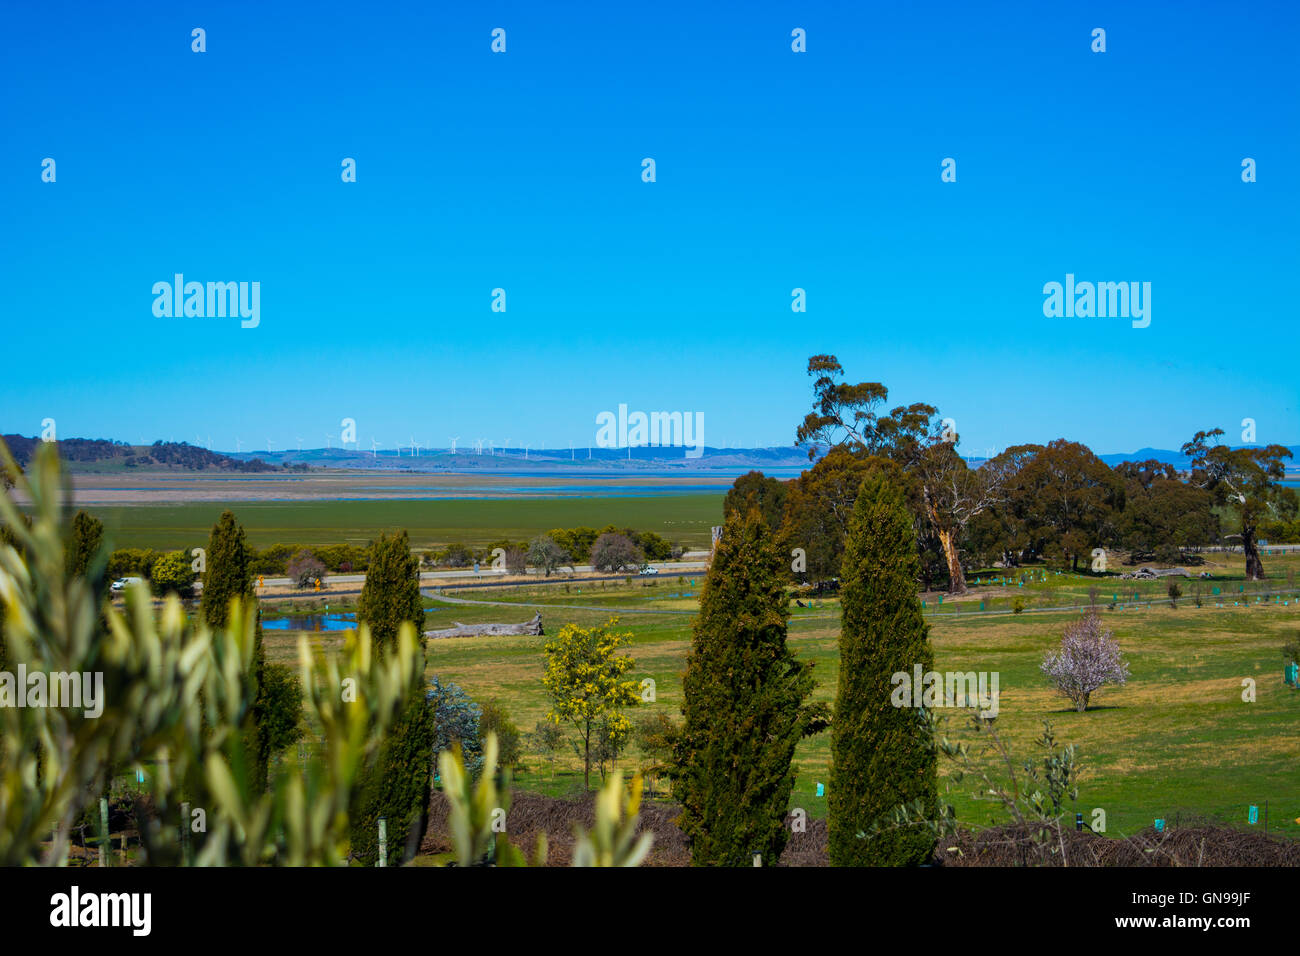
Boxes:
[98,797,109,867]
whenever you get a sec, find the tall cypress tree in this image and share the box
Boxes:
[201,510,253,629]
[355,531,425,653]
[829,473,937,866]
[65,510,105,584]
[671,509,827,866]
[351,531,435,865]
[199,510,279,790]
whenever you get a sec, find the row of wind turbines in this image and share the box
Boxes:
[156,436,771,458]
[208,435,586,459]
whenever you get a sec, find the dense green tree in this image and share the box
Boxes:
[829,473,937,866]
[201,510,254,628]
[1115,460,1218,562]
[996,441,1124,570]
[355,531,424,650]
[671,510,828,866]
[64,510,104,583]
[723,470,789,532]
[351,530,435,865]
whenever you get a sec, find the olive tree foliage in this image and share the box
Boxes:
[1040,613,1130,712]
[0,441,423,866]
[875,715,1083,867]
[437,733,650,868]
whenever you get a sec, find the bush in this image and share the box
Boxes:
[106,547,162,579]
[427,676,483,776]
[478,700,522,773]
[286,549,326,589]
[150,550,196,598]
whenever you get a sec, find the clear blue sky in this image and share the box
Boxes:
[3,1,1296,456]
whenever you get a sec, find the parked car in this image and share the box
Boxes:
[110,576,144,592]
[638,565,659,576]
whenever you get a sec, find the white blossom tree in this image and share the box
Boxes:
[1040,613,1130,712]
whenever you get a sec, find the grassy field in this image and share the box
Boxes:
[89,494,723,551]
[261,550,1300,842]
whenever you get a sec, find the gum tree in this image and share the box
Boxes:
[1182,428,1295,580]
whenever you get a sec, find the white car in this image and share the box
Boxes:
[638,565,659,576]
[110,576,144,592]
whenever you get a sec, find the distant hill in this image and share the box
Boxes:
[3,434,1296,477]
[1,436,287,472]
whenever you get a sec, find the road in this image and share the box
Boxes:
[191,556,711,595]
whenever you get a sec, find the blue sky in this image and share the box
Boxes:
[2,0,1296,457]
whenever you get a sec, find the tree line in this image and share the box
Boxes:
[726,355,1296,593]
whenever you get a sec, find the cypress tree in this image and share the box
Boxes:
[829,473,937,866]
[355,531,425,653]
[65,510,105,584]
[199,510,283,791]
[201,510,253,629]
[351,531,435,865]
[671,509,827,866]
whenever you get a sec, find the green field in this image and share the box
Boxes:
[265,552,1300,842]
[89,495,723,551]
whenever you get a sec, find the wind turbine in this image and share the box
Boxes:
[411,436,420,457]
[370,437,378,458]
[570,441,574,461]
[523,443,529,460]
[448,436,459,455]
[266,438,274,454]
[324,433,332,450]
[235,437,242,453]
[501,438,510,455]
[486,439,495,456]
[296,437,303,452]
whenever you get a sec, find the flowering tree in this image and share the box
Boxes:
[541,619,640,789]
[1040,613,1130,712]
